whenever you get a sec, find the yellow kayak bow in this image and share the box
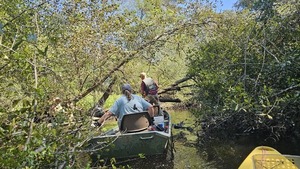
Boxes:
[239,146,299,169]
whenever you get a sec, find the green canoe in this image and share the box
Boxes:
[86,110,173,162]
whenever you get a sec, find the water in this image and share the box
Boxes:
[99,109,300,169]
[201,136,300,169]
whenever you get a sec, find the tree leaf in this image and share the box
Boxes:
[267,114,273,120]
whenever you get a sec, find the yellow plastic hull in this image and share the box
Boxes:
[239,146,298,169]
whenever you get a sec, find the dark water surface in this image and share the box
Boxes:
[105,110,300,169]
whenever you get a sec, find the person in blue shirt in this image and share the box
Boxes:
[95,84,154,127]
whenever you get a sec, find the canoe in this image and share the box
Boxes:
[239,146,300,169]
[86,109,173,163]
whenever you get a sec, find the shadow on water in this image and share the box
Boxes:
[111,137,300,169]
[200,135,300,169]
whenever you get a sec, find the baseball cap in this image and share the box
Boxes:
[122,84,132,91]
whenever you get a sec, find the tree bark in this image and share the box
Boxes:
[159,97,181,102]
[88,77,117,113]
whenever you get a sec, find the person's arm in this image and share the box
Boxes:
[147,105,154,117]
[147,105,155,126]
[140,95,154,118]
[97,111,113,126]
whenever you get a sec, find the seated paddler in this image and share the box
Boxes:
[95,84,154,129]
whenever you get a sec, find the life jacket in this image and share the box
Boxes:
[143,78,158,95]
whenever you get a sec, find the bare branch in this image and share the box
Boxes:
[271,84,300,98]
[158,75,193,95]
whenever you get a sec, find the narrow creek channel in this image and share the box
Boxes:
[99,109,300,169]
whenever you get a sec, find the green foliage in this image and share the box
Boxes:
[103,94,121,109]
[1,0,193,165]
[187,1,300,139]
[1,0,299,167]
[0,105,93,168]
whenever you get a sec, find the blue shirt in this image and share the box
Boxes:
[109,94,151,127]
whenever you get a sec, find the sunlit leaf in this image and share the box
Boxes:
[235,104,238,111]
[267,114,273,120]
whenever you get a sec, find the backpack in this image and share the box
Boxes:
[143,78,158,95]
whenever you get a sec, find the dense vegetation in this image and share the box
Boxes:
[189,0,300,143]
[0,0,299,168]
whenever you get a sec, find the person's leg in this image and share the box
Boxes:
[151,94,163,116]
[146,95,157,105]
[153,94,159,106]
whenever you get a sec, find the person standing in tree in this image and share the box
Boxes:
[139,72,159,106]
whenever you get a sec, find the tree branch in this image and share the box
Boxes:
[271,84,300,98]
[158,75,193,95]
[70,23,195,104]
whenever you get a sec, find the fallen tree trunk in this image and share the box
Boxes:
[158,76,193,95]
[88,77,117,114]
[159,97,181,102]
